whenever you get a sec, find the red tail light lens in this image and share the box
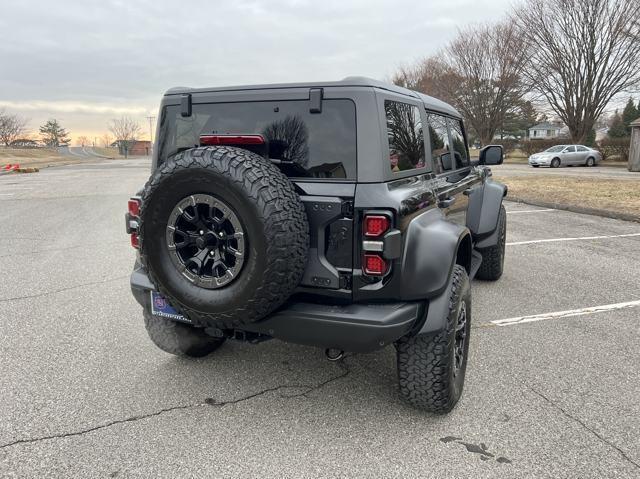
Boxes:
[200,135,266,146]
[363,254,387,276]
[128,199,141,217]
[130,232,139,249]
[364,215,390,237]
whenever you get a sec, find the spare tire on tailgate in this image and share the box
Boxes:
[138,146,309,328]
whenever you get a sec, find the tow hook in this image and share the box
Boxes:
[325,348,344,361]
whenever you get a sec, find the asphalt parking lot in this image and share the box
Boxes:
[1,159,639,478]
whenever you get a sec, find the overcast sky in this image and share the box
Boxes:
[0,0,513,143]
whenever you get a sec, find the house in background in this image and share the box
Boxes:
[113,139,151,156]
[528,122,563,139]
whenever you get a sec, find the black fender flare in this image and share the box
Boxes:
[467,179,507,249]
[399,208,472,301]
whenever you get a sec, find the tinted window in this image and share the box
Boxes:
[565,146,576,153]
[158,99,357,179]
[576,145,588,152]
[449,119,469,168]
[426,113,451,172]
[384,100,426,172]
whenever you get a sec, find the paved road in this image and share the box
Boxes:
[493,162,638,180]
[1,160,639,478]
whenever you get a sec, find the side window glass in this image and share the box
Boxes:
[449,119,469,168]
[576,146,588,152]
[426,113,451,172]
[384,100,426,172]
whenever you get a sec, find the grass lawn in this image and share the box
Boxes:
[0,148,80,169]
[495,175,640,218]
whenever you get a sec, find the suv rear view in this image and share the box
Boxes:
[126,77,507,413]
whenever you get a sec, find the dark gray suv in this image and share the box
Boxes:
[125,77,507,413]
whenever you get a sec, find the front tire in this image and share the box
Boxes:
[550,158,561,168]
[396,265,471,413]
[144,310,225,357]
[476,205,506,281]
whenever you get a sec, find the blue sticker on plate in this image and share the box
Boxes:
[150,292,191,323]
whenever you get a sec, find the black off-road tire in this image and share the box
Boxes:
[144,310,225,357]
[396,265,471,413]
[476,204,506,281]
[138,146,309,328]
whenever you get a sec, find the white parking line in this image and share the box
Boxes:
[506,209,555,214]
[507,232,640,246]
[492,300,640,327]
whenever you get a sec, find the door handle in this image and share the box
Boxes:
[438,197,456,208]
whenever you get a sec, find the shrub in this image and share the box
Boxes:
[492,139,518,155]
[597,137,630,162]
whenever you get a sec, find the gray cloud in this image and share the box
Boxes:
[0,0,512,138]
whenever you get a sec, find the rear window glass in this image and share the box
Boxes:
[157,99,357,180]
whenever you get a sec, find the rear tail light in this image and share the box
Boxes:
[127,198,142,249]
[363,254,388,276]
[199,135,266,146]
[130,233,140,249]
[128,199,141,217]
[364,215,390,237]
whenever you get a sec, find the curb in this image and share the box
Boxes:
[506,195,640,223]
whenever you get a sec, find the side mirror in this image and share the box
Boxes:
[479,145,503,165]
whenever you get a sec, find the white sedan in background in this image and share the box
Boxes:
[528,145,602,168]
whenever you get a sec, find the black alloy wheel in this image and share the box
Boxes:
[166,194,246,289]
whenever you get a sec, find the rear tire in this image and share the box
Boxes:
[476,205,506,281]
[144,310,225,357]
[396,265,471,413]
[586,157,595,167]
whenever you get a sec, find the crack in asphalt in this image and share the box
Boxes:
[0,362,350,450]
[528,386,640,471]
[0,275,129,303]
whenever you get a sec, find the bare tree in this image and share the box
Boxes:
[391,57,456,106]
[392,21,529,146]
[77,135,89,147]
[108,116,141,158]
[443,22,529,146]
[515,0,640,143]
[0,109,29,147]
[101,133,113,148]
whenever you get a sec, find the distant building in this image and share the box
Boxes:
[114,140,151,156]
[528,122,562,139]
[129,140,151,156]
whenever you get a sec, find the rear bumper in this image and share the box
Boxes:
[130,262,423,352]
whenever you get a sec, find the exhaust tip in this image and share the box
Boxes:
[325,348,344,361]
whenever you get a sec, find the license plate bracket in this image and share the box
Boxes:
[150,292,191,323]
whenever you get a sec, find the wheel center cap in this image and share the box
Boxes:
[199,231,218,249]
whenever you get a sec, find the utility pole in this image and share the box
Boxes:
[146,116,156,156]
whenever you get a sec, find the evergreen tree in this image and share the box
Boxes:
[608,110,628,138]
[622,98,638,135]
[39,119,70,147]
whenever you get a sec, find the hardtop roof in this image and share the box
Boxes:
[165,76,460,118]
